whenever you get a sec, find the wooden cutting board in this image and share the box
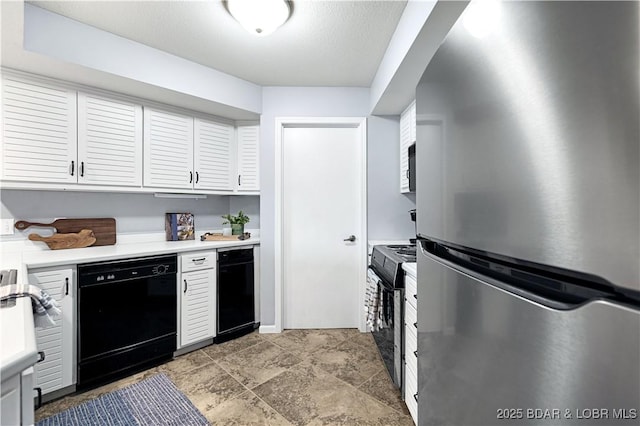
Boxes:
[15,218,116,246]
[200,233,241,241]
[29,229,97,250]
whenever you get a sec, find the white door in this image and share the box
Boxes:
[282,124,365,329]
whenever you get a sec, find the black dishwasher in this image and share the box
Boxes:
[216,248,255,342]
[77,254,177,390]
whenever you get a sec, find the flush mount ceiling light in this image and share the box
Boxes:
[226,0,291,36]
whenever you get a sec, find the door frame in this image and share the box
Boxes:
[274,117,368,333]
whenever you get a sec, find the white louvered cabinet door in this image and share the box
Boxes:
[194,118,234,191]
[236,124,260,192]
[77,93,142,186]
[400,100,415,193]
[27,267,75,396]
[1,76,77,183]
[180,268,215,348]
[143,108,194,189]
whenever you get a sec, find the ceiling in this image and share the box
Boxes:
[28,0,408,88]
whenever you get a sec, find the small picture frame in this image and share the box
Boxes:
[165,213,195,241]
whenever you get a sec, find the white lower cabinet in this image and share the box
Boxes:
[28,267,76,397]
[179,251,216,348]
[403,268,418,425]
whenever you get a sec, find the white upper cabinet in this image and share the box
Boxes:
[78,93,142,186]
[1,75,77,183]
[236,124,260,192]
[400,100,416,193]
[143,108,194,189]
[194,118,234,191]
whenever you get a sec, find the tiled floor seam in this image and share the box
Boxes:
[245,387,295,426]
[357,372,411,417]
[309,362,410,416]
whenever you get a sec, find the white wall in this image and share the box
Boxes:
[0,190,231,240]
[19,3,261,119]
[229,195,260,229]
[367,116,416,240]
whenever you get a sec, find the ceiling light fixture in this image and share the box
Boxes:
[226,0,291,36]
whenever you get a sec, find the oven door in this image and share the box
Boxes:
[370,273,403,389]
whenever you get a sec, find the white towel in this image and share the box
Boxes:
[365,269,384,331]
[0,283,61,328]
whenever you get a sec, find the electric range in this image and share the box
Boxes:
[368,243,416,391]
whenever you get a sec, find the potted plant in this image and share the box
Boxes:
[222,210,250,235]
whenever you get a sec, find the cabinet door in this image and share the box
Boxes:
[180,269,215,348]
[77,93,142,186]
[1,76,77,183]
[194,118,234,191]
[400,101,415,193]
[143,108,194,189]
[236,125,260,192]
[28,267,75,396]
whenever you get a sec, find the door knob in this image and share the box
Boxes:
[343,235,356,242]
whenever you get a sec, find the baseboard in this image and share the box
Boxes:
[259,324,280,334]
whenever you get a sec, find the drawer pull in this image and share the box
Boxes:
[37,351,45,363]
[35,387,42,409]
[414,393,418,402]
[192,258,206,263]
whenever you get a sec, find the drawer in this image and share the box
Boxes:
[405,324,418,375]
[181,251,215,272]
[404,299,417,332]
[404,365,418,425]
[405,274,417,310]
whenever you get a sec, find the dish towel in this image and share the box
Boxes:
[0,284,61,328]
[365,269,384,331]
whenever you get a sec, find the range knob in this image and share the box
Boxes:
[153,264,168,274]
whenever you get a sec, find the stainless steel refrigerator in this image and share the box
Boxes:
[415,1,639,425]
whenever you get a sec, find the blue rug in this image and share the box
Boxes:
[37,373,209,426]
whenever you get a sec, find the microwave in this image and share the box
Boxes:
[408,143,416,192]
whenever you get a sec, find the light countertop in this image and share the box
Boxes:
[0,297,38,380]
[17,237,259,270]
[403,262,417,278]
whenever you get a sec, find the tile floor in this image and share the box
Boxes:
[35,329,414,425]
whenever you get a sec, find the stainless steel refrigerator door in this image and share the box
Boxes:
[418,246,640,426]
[415,1,639,291]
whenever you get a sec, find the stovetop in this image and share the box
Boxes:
[383,244,417,263]
[370,244,416,288]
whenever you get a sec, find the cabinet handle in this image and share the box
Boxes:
[414,350,418,358]
[413,294,417,300]
[413,322,417,329]
[70,161,75,176]
[414,393,418,402]
[37,351,45,363]
[65,277,69,295]
[35,387,43,409]
[195,171,199,184]
[406,169,410,179]
[238,174,241,186]
[80,161,85,177]
[190,171,193,183]
[184,279,188,293]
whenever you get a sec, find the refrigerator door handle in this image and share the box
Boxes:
[418,237,639,310]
